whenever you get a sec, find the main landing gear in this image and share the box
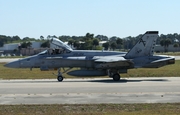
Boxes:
[108,70,121,81]
[112,73,120,81]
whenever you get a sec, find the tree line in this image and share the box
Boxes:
[0,33,180,51]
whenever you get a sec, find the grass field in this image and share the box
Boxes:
[0,103,180,115]
[155,52,180,56]
[0,60,180,79]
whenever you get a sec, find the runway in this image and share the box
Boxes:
[0,77,180,104]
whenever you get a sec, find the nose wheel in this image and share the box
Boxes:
[57,75,63,82]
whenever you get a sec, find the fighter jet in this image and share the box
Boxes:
[4,31,175,82]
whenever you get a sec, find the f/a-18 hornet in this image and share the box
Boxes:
[4,31,175,82]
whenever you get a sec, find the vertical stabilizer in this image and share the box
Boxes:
[125,31,158,59]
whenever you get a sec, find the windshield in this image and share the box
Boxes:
[38,50,48,55]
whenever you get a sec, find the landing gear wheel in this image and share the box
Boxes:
[113,74,120,81]
[57,75,63,82]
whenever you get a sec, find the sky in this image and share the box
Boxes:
[1,0,180,39]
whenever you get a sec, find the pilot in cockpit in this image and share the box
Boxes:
[50,48,64,55]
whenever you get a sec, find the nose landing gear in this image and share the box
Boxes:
[52,68,64,82]
[52,68,72,82]
[57,68,64,82]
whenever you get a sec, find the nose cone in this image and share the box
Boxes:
[4,60,20,68]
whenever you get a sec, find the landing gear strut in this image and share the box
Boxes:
[53,68,72,82]
[57,68,63,82]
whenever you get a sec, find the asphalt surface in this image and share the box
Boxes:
[0,77,180,104]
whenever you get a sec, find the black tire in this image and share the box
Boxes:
[113,74,120,81]
[57,75,63,82]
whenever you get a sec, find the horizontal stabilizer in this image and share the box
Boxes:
[151,56,175,63]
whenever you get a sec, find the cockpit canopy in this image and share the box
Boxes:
[50,38,73,52]
[38,38,72,56]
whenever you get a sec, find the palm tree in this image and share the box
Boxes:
[68,39,74,48]
[116,38,123,50]
[26,41,32,48]
[84,33,94,41]
[47,35,51,40]
[41,40,50,48]
[173,43,179,52]
[27,42,32,55]
[110,42,117,51]
[73,41,80,49]
[160,38,172,52]
[40,36,44,40]
[92,39,99,49]
[102,42,109,50]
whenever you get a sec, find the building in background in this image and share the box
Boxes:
[0,41,42,56]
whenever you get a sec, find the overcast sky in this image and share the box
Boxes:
[1,0,180,39]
